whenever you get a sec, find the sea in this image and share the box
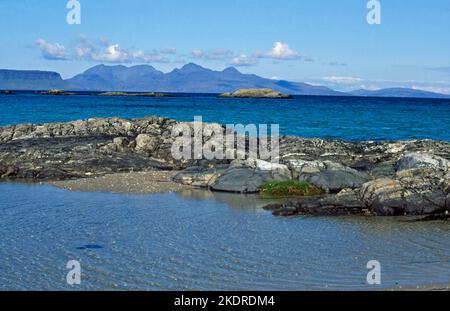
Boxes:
[0,93,449,290]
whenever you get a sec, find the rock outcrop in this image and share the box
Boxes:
[395,152,449,172]
[210,159,292,193]
[1,116,449,217]
[0,117,181,179]
[173,162,229,188]
[285,159,369,192]
[40,89,75,95]
[269,159,449,217]
[220,88,291,99]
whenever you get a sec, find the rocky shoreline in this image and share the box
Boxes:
[220,88,291,98]
[1,116,449,218]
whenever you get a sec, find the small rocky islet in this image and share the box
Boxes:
[39,89,76,95]
[220,88,291,99]
[0,90,15,95]
[34,89,172,97]
[0,116,449,219]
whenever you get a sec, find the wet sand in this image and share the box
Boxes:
[50,171,190,194]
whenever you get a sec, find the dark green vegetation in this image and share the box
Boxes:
[261,180,323,197]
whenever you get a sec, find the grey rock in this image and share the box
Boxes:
[113,137,130,148]
[0,117,182,180]
[230,159,291,178]
[370,161,396,179]
[211,169,288,193]
[272,207,298,217]
[396,152,450,172]
[300,169,369,193]
[173,165,228,187]
[270,189,364,217]
[210,159,291,193]
[286,159,369,192]
[361,168,448,216]
[135,134,158,153]
[361,178,405,216]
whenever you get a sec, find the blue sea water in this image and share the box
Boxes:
[1,93,449,141]
[1,93,450,290]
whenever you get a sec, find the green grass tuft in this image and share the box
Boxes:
[260,180,323,197]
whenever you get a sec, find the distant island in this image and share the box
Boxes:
[1,64,450,99]
[349,88,450,99]
[220,89,291,99]
[40,89,76,95]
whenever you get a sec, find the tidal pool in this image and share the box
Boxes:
[0,183,449,290]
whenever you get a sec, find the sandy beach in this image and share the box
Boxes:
[50,170,189,194]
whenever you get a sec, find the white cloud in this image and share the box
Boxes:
[189,42,301,66]
[85,40,171,63]
[36,37,309,69]
[230,54,257,66]
[190,49,254,66]
[191,49,205,58]
[358,84,380,91]
[266,42,300,60]
[92,44,129,62]
[412,86,450,95]
[315,77,450,94]
[36,39,70,60]
[322,76,364,84]
[36,36,171,64]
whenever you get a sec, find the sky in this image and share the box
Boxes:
[0,0,450,93]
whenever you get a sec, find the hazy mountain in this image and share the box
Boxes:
[1,64,450,98]
[65,63,344,95]
[350,88,450,99]
[66,64,164,91]
[0,69,65,90]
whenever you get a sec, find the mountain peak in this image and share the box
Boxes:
[128,64,163,75]
[84,64,126,74]
[222,67,241,75]
[178,63,209,73]
[82,64,163,76]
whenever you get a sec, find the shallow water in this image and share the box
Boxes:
[0,183,449,290]
[1,93,450,141]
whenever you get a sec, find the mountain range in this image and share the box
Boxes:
[1,63,449,99]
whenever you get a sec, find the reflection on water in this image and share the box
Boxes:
[0,182,449,290]
[177,189,285,210]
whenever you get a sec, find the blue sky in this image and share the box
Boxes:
[1,0,450,93]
